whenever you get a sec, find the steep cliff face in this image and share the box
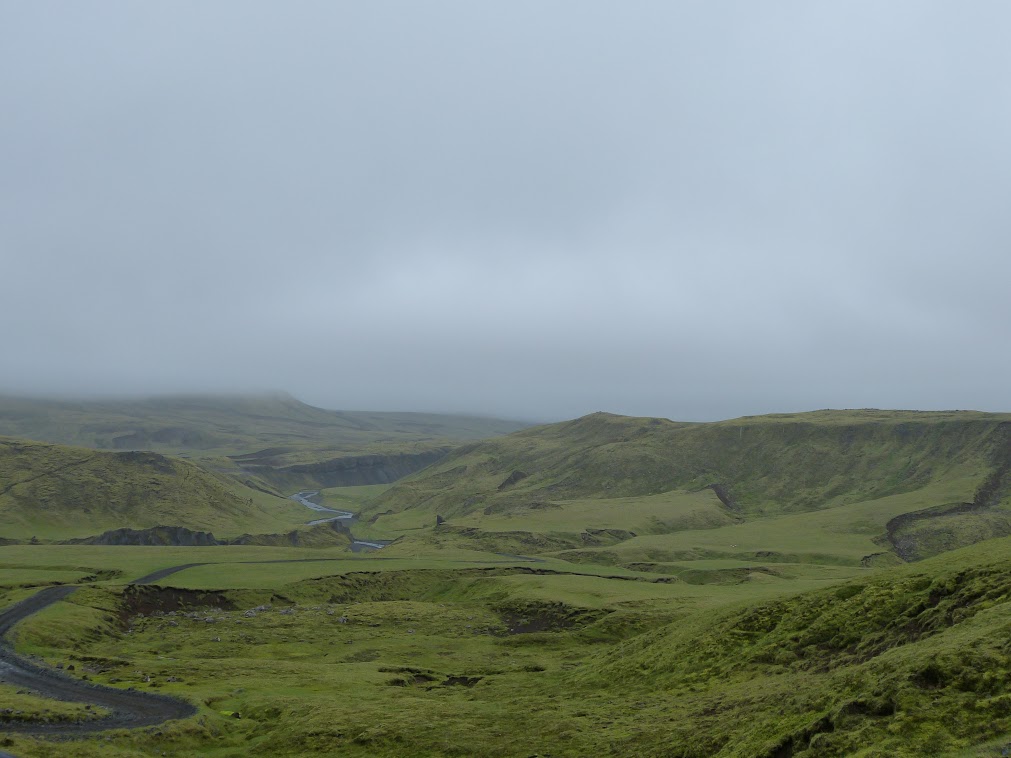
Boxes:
[880,421,1011,561]
[60,520,356,548]
[229,519,354,547]
[67,526,221,546]
[245,449,450,489]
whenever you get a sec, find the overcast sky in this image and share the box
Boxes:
[2,2,1010,422]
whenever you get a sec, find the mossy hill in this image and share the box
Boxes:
[0,437,310,540]
[10,537,1011,756]
[571,538,1011,756]
[365,410,1011,563]
[0,393,528,455]
[0,392,530,492]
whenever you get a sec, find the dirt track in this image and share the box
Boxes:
[0,586,197,736]
[0,551,546,741]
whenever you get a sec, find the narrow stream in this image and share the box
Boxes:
[290,491,391,551]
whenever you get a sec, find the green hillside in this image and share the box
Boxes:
[570,537,1011,756]
[0,393,529,455]
[0,437,309,540]
[0,393,531,492]
[8,536,1011,756]
[5,408,1011,756]
[364,410,1011,565]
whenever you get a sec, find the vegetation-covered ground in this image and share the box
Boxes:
[3,406,1011,755]
[5,539,1011,756]
[0,393,530,493]
[0,438,309,541]
[364,410,1011,567]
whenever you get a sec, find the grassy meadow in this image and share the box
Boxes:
[6,537,1011,756]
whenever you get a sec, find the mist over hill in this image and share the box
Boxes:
[0,392,531,454]
[0,392,532,493]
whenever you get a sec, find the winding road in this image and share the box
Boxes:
[0,495,540,743]
[0,582,197,737]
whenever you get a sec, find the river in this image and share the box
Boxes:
[289,490,391,551]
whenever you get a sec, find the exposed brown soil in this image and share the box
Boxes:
[0,586,197,735]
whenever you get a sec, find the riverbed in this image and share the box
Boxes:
[289,491,391,551]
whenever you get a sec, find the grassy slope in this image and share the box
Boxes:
[0,438,309,540]
[575,535,1011,756]
[4,408,1011,755]
[0,393,530,458]
[364,410,1011,563]
[7,537,1011,756]
[545,475,983,568]
[0,392,532,494]
[370,410,1011,519]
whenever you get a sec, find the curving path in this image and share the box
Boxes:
[0,500,544,743]
[0,585,197,736]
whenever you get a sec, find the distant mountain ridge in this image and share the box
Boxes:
[0,392,531,454]
[0,393,532,492]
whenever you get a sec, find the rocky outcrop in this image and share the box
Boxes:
[62,520,354,548]
[498,470,528,490]
[706,483,740,511]
[66,526,220,546]
[229,519,353,548]
[266,449,450,488]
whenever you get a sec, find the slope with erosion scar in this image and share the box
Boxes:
[364,411,1011,563]
[0,393,531,494]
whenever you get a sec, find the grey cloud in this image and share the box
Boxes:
[2,1,1010,421]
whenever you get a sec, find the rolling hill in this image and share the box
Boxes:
[5,409,1011,756]
[0,393,530,454]
[364,409,1011,566]
[0,393,532,492]
[0,437,310,540]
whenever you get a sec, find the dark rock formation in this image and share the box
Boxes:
[229,519,353,547]
[497,470,529,490]
[260,449,450,488]
[66,526,220,546]
[706,483,740,511]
